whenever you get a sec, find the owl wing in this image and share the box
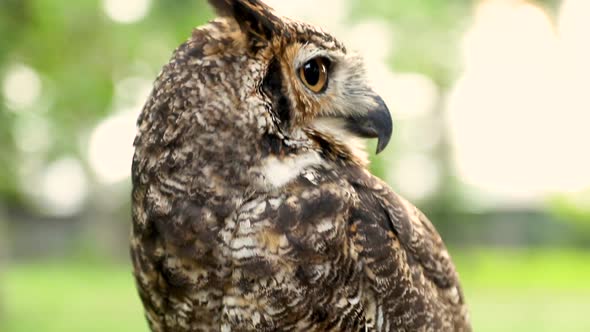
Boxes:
[348,170,471,331]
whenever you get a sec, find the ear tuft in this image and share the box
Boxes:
[208,0,283,43]
[207,0,234,17]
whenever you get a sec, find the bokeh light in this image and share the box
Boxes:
[390,153,441,201]
[88,74,152,184]
[88,110,138,184]
[447,0,590,202]
[39,157,88,217]
[102,0,152,24]
[559,0,590,67]
[265,0,349,29]
[2,63,42,111]
[388,73,438,119]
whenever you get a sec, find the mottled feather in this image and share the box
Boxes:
[131,1,471,331]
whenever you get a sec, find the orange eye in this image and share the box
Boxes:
[298,57,329,93]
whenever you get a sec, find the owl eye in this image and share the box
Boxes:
[298,57,330,93]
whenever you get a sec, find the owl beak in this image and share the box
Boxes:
[345,95,393,154]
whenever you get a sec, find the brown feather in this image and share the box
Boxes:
[131,1,471,331]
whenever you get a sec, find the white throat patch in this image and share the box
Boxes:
[258,151,321,189]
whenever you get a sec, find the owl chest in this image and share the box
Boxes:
[149,174,368,330]
[208,188,364,330]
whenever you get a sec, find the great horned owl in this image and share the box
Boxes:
[130,0,471,331]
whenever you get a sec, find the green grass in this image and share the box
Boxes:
[455,249,590,332]
[1,260,148,332]
[2,249,590,332]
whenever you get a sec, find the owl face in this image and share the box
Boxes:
[209,0,393,159]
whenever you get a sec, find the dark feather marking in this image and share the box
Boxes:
[311,306,329,323]
[298,190,342,223]
[262,58,291,130]
[240,257,275,277]
[261,133,282,155]
[351,183,400,238]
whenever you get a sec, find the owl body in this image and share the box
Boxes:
[131,1,470,331]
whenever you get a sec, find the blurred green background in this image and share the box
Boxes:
[1,0,590,331]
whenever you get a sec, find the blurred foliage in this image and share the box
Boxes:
[351,0,471,88]
[0,0,214,207]
[2,0,583,240]
[550,192,590,233]
[0,0,563,206]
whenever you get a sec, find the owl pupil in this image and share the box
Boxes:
[299,57,329,93]
[303,61,321,86]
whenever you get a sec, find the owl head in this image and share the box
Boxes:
[207,0,392,157]
[134,0,393,193]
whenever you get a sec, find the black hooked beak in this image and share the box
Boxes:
[345,96,393,154]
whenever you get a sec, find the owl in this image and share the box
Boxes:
[130,0,471,331]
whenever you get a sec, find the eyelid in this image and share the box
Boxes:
[294,46,334,69]
[301,54,333,67]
